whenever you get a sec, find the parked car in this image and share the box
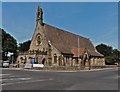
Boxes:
[2,61,10,68]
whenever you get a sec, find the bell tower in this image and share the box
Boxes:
[36,5,43,25]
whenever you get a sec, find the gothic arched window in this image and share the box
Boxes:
[36,34,41,46]
[37,35,41,45]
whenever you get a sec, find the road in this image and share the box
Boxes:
[1,68,119,91]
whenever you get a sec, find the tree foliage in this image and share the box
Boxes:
[96,43,120,65]
[2,29,17,61]
[96,43,113,57]
[18,40,31,52]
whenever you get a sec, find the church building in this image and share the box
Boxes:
[17,5,105,69]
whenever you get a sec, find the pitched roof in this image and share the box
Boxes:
[44,23,104,57]
[72,48,85,57]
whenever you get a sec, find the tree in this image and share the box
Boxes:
[18,40,31,52]
[96,43,120,65]
[96,43,113,57]
[112,49,120,57]
[2,29,17,61]
[111,49,120,63]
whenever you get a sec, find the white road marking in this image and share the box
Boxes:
[9,76,16,77]
[18,78,31,80]
[0,74,10,76]
[111,75,119,79]
[9,75,28,78]
[2,78,53,86]
[2,78,31,81]
[0,74,10,79]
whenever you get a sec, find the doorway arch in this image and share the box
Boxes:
[54,54,57,64]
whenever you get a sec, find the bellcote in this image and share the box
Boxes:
[36,5,43,24]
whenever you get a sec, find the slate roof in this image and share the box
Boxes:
[44,23,104,57]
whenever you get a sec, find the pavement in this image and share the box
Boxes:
[2,66,118,72]
[1,67,119,90]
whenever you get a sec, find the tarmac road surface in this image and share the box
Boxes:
[1,68,119,91]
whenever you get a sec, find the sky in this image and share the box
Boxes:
[2,2,118,49]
